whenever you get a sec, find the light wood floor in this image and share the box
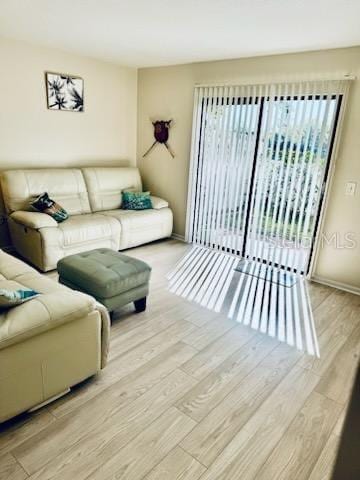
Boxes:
[1,239,359,480]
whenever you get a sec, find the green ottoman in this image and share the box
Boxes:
[57,248,151,313]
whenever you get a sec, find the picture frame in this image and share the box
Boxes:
[45,71,84,112]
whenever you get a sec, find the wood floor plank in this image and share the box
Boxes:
[109,316,198,364]
[0,453,27,480]
[48,319,197,417]
[181,308,221,328]
[108,311,179,360]
[298,301,359,376]
[88,408,196,480]
[307,281,335,310]
[108,282,196,331]
[198,367,319,480]
[145,446,206,480]
[177,333,277,422]
[180,324,256,380]
[110,296,196,339]
[255,391,341,480]
[180,342,302,466]
[182,316,237,351]
[16,342,196,474]
[309,288,352,335]
[0,410,55,456]
[126,238,184,262]
[143,291,197,319]
[21,369,197,480]
[333,406,347,437]
[316,323,360,405]
[307,434,340,480]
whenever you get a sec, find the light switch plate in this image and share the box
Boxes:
[345,182,357,196]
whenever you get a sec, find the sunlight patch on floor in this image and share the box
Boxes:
[167,246,238,312]
[167,246,319,357]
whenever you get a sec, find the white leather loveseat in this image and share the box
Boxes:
[1,167,173,271]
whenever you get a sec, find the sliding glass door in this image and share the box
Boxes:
[186,81,345,275]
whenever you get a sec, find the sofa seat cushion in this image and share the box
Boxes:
[102,208,173,250]
[58,214,120,247]
[58,248,151,299]
[0,284,95,351]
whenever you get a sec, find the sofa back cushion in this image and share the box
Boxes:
[1,169,91,215]
[82,167,142,212]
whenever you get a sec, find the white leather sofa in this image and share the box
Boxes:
[1,167,173,271]
[0,249,110,423]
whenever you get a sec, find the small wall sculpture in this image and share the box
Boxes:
[143,120,174,158]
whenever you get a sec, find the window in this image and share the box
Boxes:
[186,81,346,274]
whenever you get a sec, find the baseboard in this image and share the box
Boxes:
[311,275,360,296]
[171,233,186,242]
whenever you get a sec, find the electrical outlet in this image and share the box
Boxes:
[345,182,357,196]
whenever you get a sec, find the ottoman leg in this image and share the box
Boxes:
[134,297,147,313]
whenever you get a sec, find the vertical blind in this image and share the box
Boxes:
[186,80,349,274]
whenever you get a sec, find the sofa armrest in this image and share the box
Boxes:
[10,211,58,229]
[0,289,96,351]
[150,196,169,210]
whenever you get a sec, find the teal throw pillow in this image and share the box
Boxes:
[0,288,39,309]
[122,191,153,210]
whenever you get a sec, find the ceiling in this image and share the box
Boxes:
[1,0,359,68]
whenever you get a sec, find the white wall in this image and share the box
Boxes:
[0,36,138,245]
[137,47,360,290]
